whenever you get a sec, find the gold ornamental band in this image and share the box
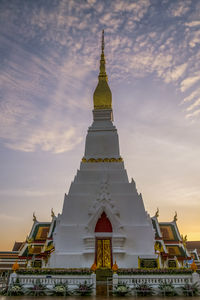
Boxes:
[82,157,123,163]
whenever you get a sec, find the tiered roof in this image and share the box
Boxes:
[19,212,56,259]
[151,211,190,263]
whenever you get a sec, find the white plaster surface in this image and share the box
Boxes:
[49,109,155,268]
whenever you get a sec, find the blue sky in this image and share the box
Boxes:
[0,0,200,250]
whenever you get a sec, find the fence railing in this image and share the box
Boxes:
[12,275,95,287]
[8,273,96,294]
[117,275,193,287]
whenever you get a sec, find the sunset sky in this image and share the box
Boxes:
[0,0,200,250]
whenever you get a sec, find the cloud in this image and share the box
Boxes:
[169,1,191,17]
[185,21,200,27]
[182,87,200,103]
[0,189,60,197]
[164,63,187,83]
[180,75,200,92]
[112,0,150,20]
[186,98,200,112]
[188,30,200,47]
[4,127,83,153]
[1,0,200,146]
[0,213,21,222]
[186,108,200,119]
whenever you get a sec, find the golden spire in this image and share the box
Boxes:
[93,30,112,110]
[99,29,107,80]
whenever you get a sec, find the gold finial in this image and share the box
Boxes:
[99,29,106,80]
[93,30,112,110]
[181,234,187,247]
[155,208,159,218]
[51,208,55,218]
[101,29,104,53]
[33,212,37,222]
[173,211,177,222]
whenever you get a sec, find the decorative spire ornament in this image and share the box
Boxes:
[51,208,55,218]
[173,211,177,222]
[93,30,112,110]
[33,212,37,222]
[155,208,159,218]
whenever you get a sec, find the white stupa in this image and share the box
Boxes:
[49,31,156,269]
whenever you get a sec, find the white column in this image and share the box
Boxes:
[192,272,200,285]
[91,273,96,295]
[113,273,118,287]
[8,272,17,286]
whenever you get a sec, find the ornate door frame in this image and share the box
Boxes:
[95,237,113,269]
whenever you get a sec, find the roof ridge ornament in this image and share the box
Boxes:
[155,208,159,218]
[51,208,55,218]
[33,212,37,222]
[173,211,177,222]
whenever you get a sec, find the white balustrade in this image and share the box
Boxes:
[116,274,195,288]
[9,273,96,293]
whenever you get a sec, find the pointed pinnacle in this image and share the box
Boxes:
[102,29,104,53]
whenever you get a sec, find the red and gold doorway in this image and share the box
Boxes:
[95,212,113,269]
[96,238,112,268]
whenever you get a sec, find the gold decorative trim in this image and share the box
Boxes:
[94,105,112,110]
[82,157,123,163]
[45,244,54,252]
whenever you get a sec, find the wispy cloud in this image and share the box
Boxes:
[0,189,60,197]
[186,108,200,119]
[186,98,200,112]
[169,1,191,17]
[0,213,21,222]
[185,21,200,27]
[0,0,200,156]
[180,75,200,92]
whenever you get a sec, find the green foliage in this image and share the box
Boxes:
[17,268,92,275]
[23,279,46,296]
[135,283,154,296]
[0,287,7,295]
[9,278,23,296]
[117,268,193,275]
[113,283,130,296]
[181,282,200,296]
[158,281,177,296]
[74,280,93,296]
[52,283,70,296]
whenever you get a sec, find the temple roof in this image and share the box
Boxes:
[12,242,23,252]
[186,241,200,252]
[29,222,51,241]
[159,222,181,242]
[19,215,56,258]
[0,251,19,259]
[166,245,188,258]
